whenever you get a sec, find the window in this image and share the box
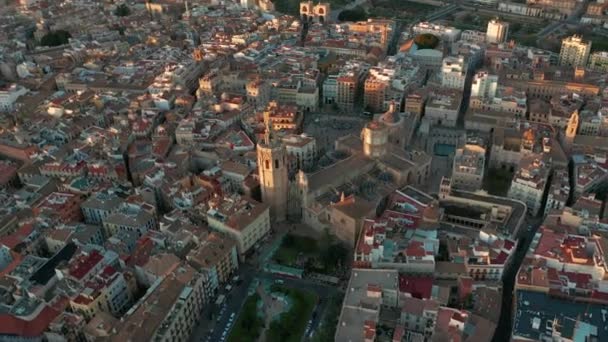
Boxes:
[265,160,270,169]
[275,159,279,169]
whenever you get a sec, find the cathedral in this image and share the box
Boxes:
[257,104,431,246]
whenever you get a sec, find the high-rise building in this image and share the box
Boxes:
[363,71,390,113]
[336,74,357,112]
[470,71,498,100]
[559,35,591,67]
[486,19,509,44]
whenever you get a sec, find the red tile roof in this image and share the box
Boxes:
[399,275,433,299]
[0,223,35,249]
[69,251,104,280]
[0,299,66,337]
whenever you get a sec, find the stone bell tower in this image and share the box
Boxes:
[257,123,288,222]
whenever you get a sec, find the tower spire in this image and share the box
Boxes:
[264,118,272,145]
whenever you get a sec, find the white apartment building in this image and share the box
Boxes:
[486,19,509,44]
[508,154,550,216]
[452,144,486,191]
[559,35,591,68]
[0,84,27,112]
[470,71,498,100]
[441,56,467,90]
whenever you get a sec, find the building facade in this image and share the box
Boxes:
[559,35,591,67]
[452,144,486,192]
[486,19,509,44]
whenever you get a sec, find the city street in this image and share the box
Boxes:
[492,215,543,342]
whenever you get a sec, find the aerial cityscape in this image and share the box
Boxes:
[0,0,607,341]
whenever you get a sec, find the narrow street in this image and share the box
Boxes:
[491,216,542,342]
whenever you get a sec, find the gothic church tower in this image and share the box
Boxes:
[257,126,288,222]
[564,110,579,152]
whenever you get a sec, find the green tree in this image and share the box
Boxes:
[40,30,71,47]
[114,4,131,17]
[338,6,368,22]
[313,293,344,342]
[228,294,263,342]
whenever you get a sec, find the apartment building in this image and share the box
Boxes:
[187,232,239,288]
[262,101,303,133]
[486,19,509,44]
[441,56,467,90]
[508,154,550,216]
[102,203,157,238]
[470,71,498,100]
[559,35,592,68]
[206,195,271,258]
[544,168,570,216]
[111,265,209,342]
[81,192,124,225]
[337,74,358,112]
[281,133,317,172]
[588,51,608,72]
[451,144,486,192]
[34,192,83,223]
[322,74,338,105]
[424,90,462,128]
